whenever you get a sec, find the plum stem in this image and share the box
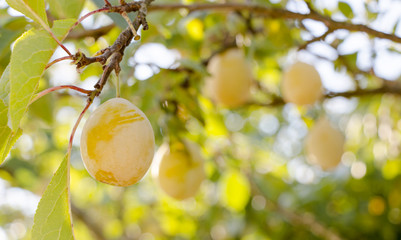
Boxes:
[68,101,92,156]
[116,74,121,98]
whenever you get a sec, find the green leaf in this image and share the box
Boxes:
[48,0,85,19]
[338,1,354,19]
[0,99,22,165]
[5,0,49,27]
[0,68,22,165]
[0,28,24,70]
[0,127,22,165]
[0,16,27,75]
[0,100,12,159]
[0,65,10,104]
[32,155,74,240]
[9,19,75,131]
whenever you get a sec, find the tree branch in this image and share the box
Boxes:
[71,0,154,102]
[148,3,401,44]
[326,80,401,98]
[298,29,334,50]
[249,83,401,108]
[240,73,401,109]
[68,2,401,103]
[67,25,115,40]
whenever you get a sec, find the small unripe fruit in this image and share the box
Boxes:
[155,141,205,200]
[205,48,252,108]
[281,61,323,105]
[80,98,155,186]
[305,117,344,170]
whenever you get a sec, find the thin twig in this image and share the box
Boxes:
[68,101,92,157]
[66,101,92,240]
[48,33,72,56]
[35,15,72,56]
[326,82,401,98]
[104,0,112,7]
[254,89,401,107]
[121,11,140,40]
[73,19,140,69]
[66,7,110,39]
[248,83,401,108]
[66,0,145,40]
[29,85,92,105]
[49,32,72,56]
[45,56,74,69]
[298,29,334,50]
[66,25,115,40]
[94,51,123,95]
[75,0,154,101]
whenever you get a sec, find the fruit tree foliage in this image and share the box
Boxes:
[1,0,401,240]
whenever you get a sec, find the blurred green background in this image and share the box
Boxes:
[1,0,401,239]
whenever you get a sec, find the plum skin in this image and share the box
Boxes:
[155,141,205,200]
[305,117,344,170]
[205,48,253,108]
[80,98,155,187]
[281,61,323,105]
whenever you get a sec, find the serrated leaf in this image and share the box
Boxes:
[5,0,49,27]
[0,99,22,165]
[338,1,354,19]
[48,0,85,19]
[32,155,74,240]
[9,19,75,131]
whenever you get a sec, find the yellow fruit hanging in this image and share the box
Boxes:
[305,117,344,170]
[205,48,253,108]
[154,140,205,200]
[281,61,323,105]
[80,98,155,186]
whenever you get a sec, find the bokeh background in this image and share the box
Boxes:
[1,0,401,239]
